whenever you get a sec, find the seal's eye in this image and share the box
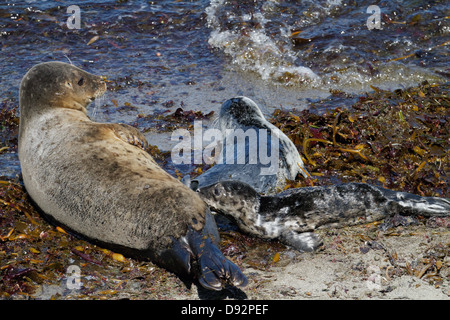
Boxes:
[77,77,85,86]
[214,188,221,196]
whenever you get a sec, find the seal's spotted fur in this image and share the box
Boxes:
[195,98,449,251]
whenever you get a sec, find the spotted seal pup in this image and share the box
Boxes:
[193,97,449,251]
[18,61,247,291]
[199,180,449,251]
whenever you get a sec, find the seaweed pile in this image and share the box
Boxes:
[270,82,449,198]
[0,100,19,154]
[136,106,215,132]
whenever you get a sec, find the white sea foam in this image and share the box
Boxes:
[205,0,444,91]
[206,0,321,87]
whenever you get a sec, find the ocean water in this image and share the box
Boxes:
[208,0,448,89]
[0,0,448,176]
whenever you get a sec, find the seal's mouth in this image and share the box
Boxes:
[90,81,107,101]
[97,78,107,97]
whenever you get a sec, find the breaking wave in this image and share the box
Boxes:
[205,0,448,90]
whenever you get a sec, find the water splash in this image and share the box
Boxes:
[206,0,447,91]
[206,0,321,87]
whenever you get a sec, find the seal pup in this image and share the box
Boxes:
[18,61,247,291]
[193,97,309,194]
[193,97,448,251]
[199,180,449,251]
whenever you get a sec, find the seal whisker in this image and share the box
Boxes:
[63,54,73,66]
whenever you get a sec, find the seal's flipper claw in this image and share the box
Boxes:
[187,228,248,291]
[225,258,248,288]
[112,123,148,150]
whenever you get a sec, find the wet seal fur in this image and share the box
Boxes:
[18,62,247,291]
[193,96,309,194]
[199,181,450,251]
[194,97,450,252]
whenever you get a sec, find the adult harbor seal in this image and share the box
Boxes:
[193,97,449,252]
[18,61,247,291]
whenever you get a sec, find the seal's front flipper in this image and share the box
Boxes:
[110,123,148,150]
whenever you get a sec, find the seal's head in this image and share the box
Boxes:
[19,61,106,119]
[219,96,266,131]
[199,180,260,218]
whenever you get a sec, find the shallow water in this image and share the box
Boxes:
[207,0,448,90]
[0,0,448,176]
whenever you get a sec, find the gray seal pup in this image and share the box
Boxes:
[199,180,449,252]
[193,97,309,194]
[18,61,247,291]
[192,97,449,251]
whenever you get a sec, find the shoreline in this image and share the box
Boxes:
[0,82,448,300]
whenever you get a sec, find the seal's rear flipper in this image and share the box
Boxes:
[186,228,248,291]
[161,210,247,291]
[382,188,450,216]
